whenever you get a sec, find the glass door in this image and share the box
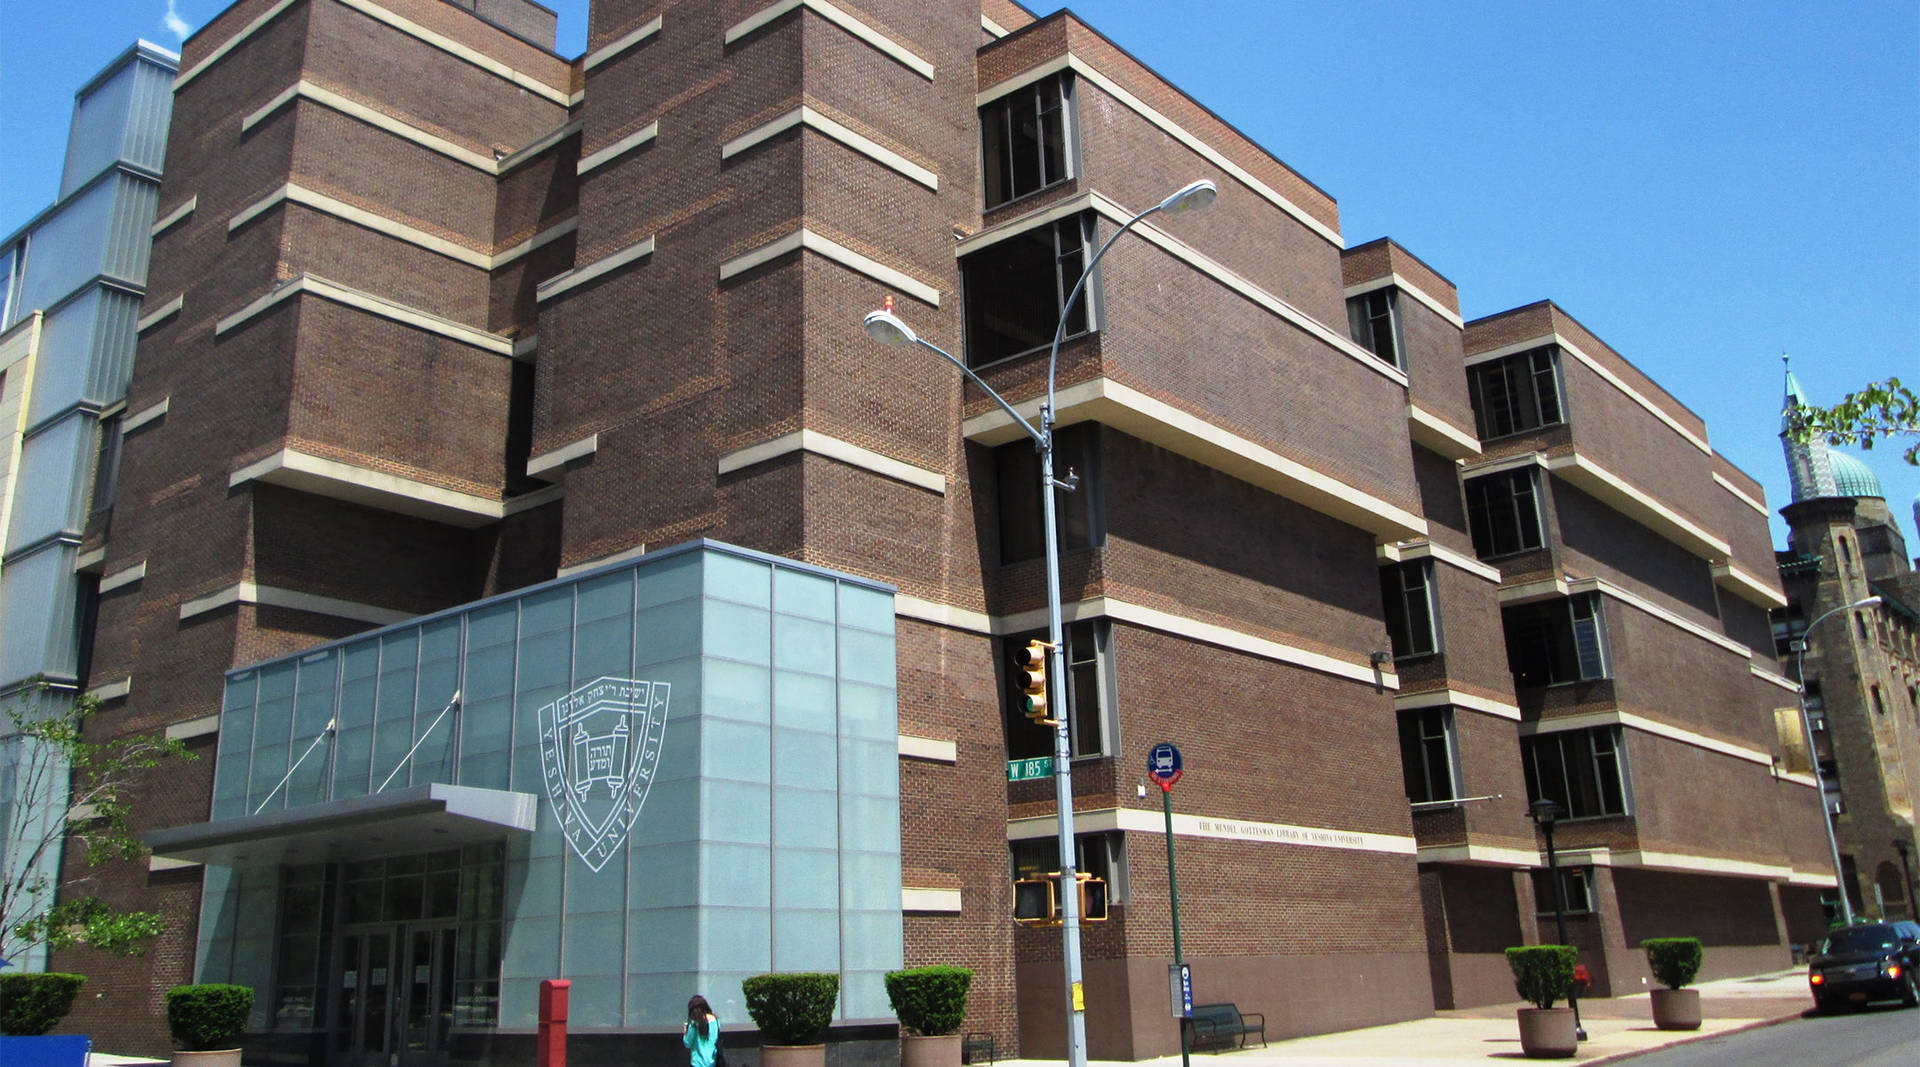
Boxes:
[336,928,395,1067]
[398,924,459,1067]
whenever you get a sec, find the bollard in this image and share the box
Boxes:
[539,979,571,1067]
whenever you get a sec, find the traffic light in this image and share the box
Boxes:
[1013,877,1056,923]
[1014,639,1054,723]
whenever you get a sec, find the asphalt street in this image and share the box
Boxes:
[1610,1005,1920,1066]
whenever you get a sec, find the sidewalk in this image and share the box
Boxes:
[998,969,1814,1067]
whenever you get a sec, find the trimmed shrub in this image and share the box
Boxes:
[1643,937,1704,990]
[1505,945,1577,1010]
[165,983,253,1050]
[742,973,839,1046]
[0,973,86,1036]
[884,966,972,1036]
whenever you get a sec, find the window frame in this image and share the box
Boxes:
[89,411,124,514]
[1505,592,1611,687]
[1469,345,1566,441]
[1531,866,1594,915]
[980,73,1077,210]
[1001,618,1114,761]
[1466,466,1546,559]
[1010,830,1126,903]
[1398,706,1460,805]
[993,422,1102,565]
[1522,725,1633,820]
[1346,287,1406,370]
[1380,559,1441,660]
[961,213,1096,369]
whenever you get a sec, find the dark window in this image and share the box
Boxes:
[1770,602,1806,657]
[962,215,1091,367]
[1522,726,1630,818]
[994,422,1098,564]
[981,74,1073,208]
[1398,707,1458,803]
[1346,288,1404,369]
[1380,560,1439,659]
[1468,346,1564,440]
[1505,593,1609,686]
[1010,831,1123,901]
[1530,867,1593,914]
[1002,619,1107,760]
[90,413,123,513]
[1465,467,1544,558]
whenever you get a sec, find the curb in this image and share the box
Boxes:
[1579,1009,1807,1066]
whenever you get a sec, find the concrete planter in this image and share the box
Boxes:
[761,1044,826,1067]
[1515,1007,1577,1058]
[902,1034,962,1067]
[1650,987,1701,1030]
[172,1050,243,1067]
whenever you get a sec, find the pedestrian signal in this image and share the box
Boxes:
[1013,878,1056,923]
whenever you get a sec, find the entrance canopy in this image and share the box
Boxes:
[145,782,536,867]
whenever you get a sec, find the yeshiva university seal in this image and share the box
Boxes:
[537,677,669,871]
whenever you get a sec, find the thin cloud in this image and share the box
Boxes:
[162,0,193,43]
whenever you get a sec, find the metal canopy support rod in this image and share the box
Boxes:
[376,689,463,793]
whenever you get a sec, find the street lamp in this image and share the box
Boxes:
[1893,837,1915,921]
[1791,594,1881,925]
[1528,798,1586,1041]
[865,178,1216,1067]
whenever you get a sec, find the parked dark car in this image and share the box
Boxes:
[1808,920,1920,1012]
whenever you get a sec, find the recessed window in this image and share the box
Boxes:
[1380,560,1439,659]
[994,422,1099,564]
[1002,619,1108,760]
[1504,593,1609,686]
[961,214,1091,367]
[1770,602,1806,657]
[1346,288,1404,370]
[1522,725,1630,818]
[1465,467,1544,558]
[1398,706,1458,804]
[89,412,124,514]
[1531,867,1593,914]
[981,73,1074,208]
[1011,831,1125,902]
[1469,346,1564,440]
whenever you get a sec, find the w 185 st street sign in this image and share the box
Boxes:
[1007,756,1054,782]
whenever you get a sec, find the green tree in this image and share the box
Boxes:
[1,685,190,963]
[1784,376,1920,465]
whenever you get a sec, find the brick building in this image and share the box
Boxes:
[45,0,1831,1061]
[1776,367,1920,922]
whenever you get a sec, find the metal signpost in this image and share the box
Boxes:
[1148,742,1189,1067]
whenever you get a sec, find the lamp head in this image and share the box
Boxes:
[1157,179,1217,215]
[863,309,918,346]
[1853,595,1884,610]
[1530,797,1562,826]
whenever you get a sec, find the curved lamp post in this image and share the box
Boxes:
[865,178,1215,1067]
[1529,798,1585,1041]
[1792,594,1882,925]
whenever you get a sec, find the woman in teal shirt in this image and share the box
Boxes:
[684,995,721,1067]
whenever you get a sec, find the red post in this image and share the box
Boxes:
[538,979,571,1067]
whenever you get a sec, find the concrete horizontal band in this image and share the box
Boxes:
[1394,688,1521,722]
[722,106,938,190]
[215,274,512,355]
[901,887,961,913]
[537,237,657,302]
[232,183,495,268]
[1467,332,1712,455]
[229,447,559,528]
[165,713,222,741]
[245,81,492,172]
[1751,665,1800,693]
[1774,768,1818,789]
[726,0,934,80]
[556,544,650,579]
[85,676,133,702]
[981,14,1009,37]
[1407,404,1481,459]
[1520,708,1773,769]
[962,375,1425,540]
[1565,576,1751,658]
[74,547,105,572]
[527,433,598,477]
[1711,471,1770,516]
[136,295,183,333]
[958,191,1399,387]
[98,561,148,594]
[1712,560,1789,609]
[1009,807,1417,858]
[491,218,578,269]
[977,55,1340,246]
[583,14,662,70]
[719,228,940,306]
[124,396,170,433]
[1786,868,1840,888]
[578,121,660,175]
[1544,450,1730,559]
[150,195,196,236]
[1417,843,1540,868]
[1345,273,1463,329]
[179,580,413,625]
[333,0,570,105]
[174,0,300,89]
[717,429,945,493]
[1378,539,1502,583]
[897,735,957,763]
[495,121,583,175]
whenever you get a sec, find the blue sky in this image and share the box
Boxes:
[4,0,1915,546]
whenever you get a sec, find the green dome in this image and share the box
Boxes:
[1829,452,1883,499]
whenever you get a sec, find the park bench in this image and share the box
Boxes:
[1187,1003,1266,1052]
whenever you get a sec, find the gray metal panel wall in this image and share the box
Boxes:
[121,54,176,175]
[84,286,142,405]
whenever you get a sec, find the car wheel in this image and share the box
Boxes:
[1902,973,1920,1009]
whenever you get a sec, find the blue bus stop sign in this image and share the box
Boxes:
[1147,742,1183,791]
